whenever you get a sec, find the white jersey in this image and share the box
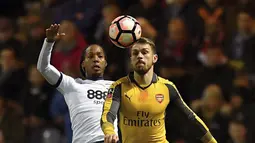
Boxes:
[37,39,117,143]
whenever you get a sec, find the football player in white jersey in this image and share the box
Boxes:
[37,24,117,143]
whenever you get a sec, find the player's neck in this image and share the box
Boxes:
[86,75,104,80]
[134,68,154,86]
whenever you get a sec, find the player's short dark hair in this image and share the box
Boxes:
[133,37,157,54]
[79,45,107,78]
[80,47,87,77]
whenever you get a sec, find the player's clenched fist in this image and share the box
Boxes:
[104,134,119,143]
[46,24,65,42]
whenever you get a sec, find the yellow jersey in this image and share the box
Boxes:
[101,72,216,143]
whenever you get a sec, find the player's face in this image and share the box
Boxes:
[82,45,107,78]
[130,43,157,75]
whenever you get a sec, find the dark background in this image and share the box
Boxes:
[0,0,254,143]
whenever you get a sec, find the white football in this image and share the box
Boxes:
[109,15,142,48]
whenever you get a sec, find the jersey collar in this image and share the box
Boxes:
[86,76,104,81]
[128,72,158,89]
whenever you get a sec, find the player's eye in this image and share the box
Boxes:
[88,55,93,59]
[142,51,148,55]
[132,51,138,56]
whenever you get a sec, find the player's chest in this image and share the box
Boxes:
[120,84,170,114]
[75,84,109,104]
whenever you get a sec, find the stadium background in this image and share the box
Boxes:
[0,0,255,142]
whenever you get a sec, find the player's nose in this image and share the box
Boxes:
[137,52,143,59]
[92,56,100,63]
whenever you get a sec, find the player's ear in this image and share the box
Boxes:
[82,60,86,67]
[153,54,158,64]
[105,61,107,67]
[80,60,86,75]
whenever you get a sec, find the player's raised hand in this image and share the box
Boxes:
[104,134,119,143]
[46,24,65,42]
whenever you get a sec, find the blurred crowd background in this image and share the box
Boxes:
[0,0,255,143]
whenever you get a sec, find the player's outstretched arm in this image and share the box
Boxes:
[101,82,121,143]
[37,24,67,88]
[166,82,217,143]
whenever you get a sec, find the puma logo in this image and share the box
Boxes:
[125,94,131,101]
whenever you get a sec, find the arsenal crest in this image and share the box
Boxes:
[155,94,164,103]
[107,88,114,98]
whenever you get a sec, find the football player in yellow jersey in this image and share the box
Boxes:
[101,37,217,143]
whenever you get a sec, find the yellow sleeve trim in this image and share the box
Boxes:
[161,77,213,142]
[208,138,217,143]
[101,122,115,135]
[195,116,209,131]
[166,78,210,132]
[201,132,217,143]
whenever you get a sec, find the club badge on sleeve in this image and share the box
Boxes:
[107,88,114,98]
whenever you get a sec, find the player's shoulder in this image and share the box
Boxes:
[157,76,175,87]
[74,78,113,85]
[99,79,114,84]
[100,80,115,86]
[74,78,92,84]
[110,76,129,88]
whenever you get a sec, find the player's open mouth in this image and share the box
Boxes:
[92,65,101,70]
[136,61,145,65]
